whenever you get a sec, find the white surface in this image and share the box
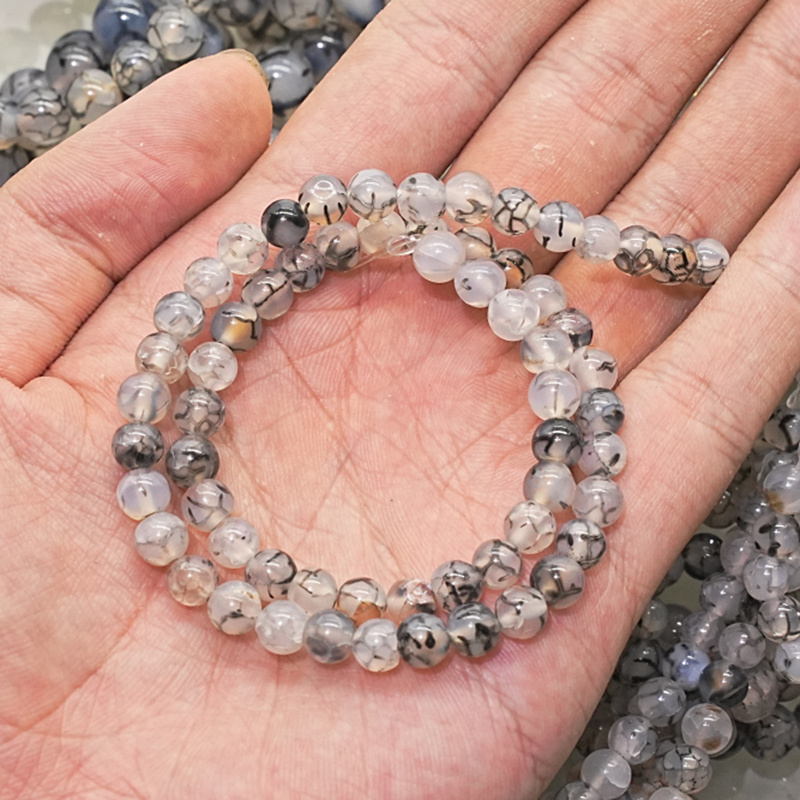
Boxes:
[1,2,799,798]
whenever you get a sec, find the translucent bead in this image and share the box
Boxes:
[528,369,582,420]
[187,342,238,391]
[134,512,188,566]
[210,301,262,352]
[93,0,153,52]
[207,580,261,635]
[396,173,446,225]
[682,533,722,579]
[579,432,626,477]
[66,69,122,126]
[617,639,662,685]
[173,387,225,437]
[181,477,233,532]
[633,597,669,640]
[246,548,297,602]
[111,41,167,97]
[112,422,164,470]
[17,87,71,149]
[530,554,585,609]
[430,560,483,613]
[719,529,757,576]
[386,578,437,621]
[523,461,576,512]
[167,555,218,606]
[217,223,268,276]
[0,100,18,150]
[577,215,621,263]
[577,388,625,434]
[743,705,800,759]
[493,247,535,289]
[758,595,800,642]
[357,213,406,254]
[570,347,619,391]
[613,226,663,277]
[271,0,332,30]
[650,790,692,800]
[261,199,309,248]
[680,703,734,756]
[751,512,800,558]
[491,187,539,235]
[154,291,205,341]
[336,577,387,625]
[256,600,307,655]
[1,68,48,103]
[314,222,360,271]
[534,201,584,252]
[521,274,568,320]
[411,231,465,283]
[487,289,540,341]
[353,618,400,672]
[292,27,346,81]
[651,234,697,285]
[556,518,607,569]
[742,554,790,601]
[662,643,710,690]
[45,31,103,96]
[397,612,451,668]
[635,677,686,727]
[275,242,326,291]
[445,171,494,225]
[718,622,766,668]
[447,602,501,658]
[208,517,260,568]
[304,608,355,664]
[548,308,594,351]
[520,326,573,374]
[184,257,233,308]
[532,417,584,465]
[212,0,263,26]
[298,174,348,225]
[495,586,548,639]
[472,539,522,590]
[117,372,170,423]
[607,715,657,765]
[580,748,631,800]
[656,745,711,795]
[454,259,506,307]
[135,332,188,383]
[691,238,730,287]
[147,5,204,61]
[680,610,725,650]
[287,568,338,614]
[260,48,316,119]
[730,665,779,722]
[697,573,744,622]
[554,783,601,800]
[773,640,800,683]
[503,499,556,554]
[572,476,624,528]
[166,434,219,488]
[241,269,294,320]
[697,660,749,708]
[347,169,397,221]
[456,226,495,260]
[763,461,800,513]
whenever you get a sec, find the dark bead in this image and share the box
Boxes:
[93,0,155,53]
[492,247,534,289]
[112,422,164,469]
[742,705,800,760]
[576,388,625,435]
[616,639,663,685]
[261,199,309,248]
[45,31,106,94]
[0,68,48,103]
[166,434,220,489]
[548,307,593,349]
[532,417,584,465]
[292,27,346,81]
[682,533,722,580]
[697,660,749,708]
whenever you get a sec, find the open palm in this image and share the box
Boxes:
[3,1,800,798]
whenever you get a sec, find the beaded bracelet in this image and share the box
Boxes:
[112,167,727,671]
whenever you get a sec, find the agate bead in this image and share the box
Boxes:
[217,223,268,276]
[445,171,494,225]
[256,600,307,655]
[246,548,297,602]
[495,586,548,639]
[314,221,360,271]
[347,169,397,221]
[147,6,204,61]
[491,187,539,235]
[528,369,582,420]
[184,257,233,308]
[261,199,309,248]
[112,422,164,470]
[298,174,348,224]
[167,555,219,606]
[117,372,170,423]
[210,301,262,352]
[386,578,437,621]
[503,500,556,554]
[397,612,451,668]
[454,259,506,308]
[396,172,446,225]
[530,554,585,609]
[534,201,584,253]
[181,478,234,532]
[153,291,205,341]
[241,269,295,320]
[613,225,662,277]
[135,332,188,383]
[336,577,388,625]
[134,512,189,567]
[532,417,584,465]
[207,580,261,635]
[447,602,501,658]
[303,608,356,664]
[208,517,260,569]
[173,387,225,437]
[166,434,219,488]
[187,342,238,392]
[430,560,483,612]
[472,539,522,590]
[287,568,338,614]
[523,461,576,512]
[353,618,400,672]
[412,231,465,283]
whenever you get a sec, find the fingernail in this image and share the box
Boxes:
[223,49,269,87]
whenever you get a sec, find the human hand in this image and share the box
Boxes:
[2,1,800,798]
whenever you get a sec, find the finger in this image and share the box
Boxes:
[0,50,272,387]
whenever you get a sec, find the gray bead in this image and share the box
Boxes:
[173,387,225,437]
[314,222,360,271]
[112,422,164,469]
[275,242,326,291]
[556,518,607,569]
[579,431,626,477]
[662,643,710,690]
[111,41,167,96]
[303,609,355,664]
[635,677,687,727]
[1,68,48,103]
[272,0,332,30]
[580,748,631,799]
[718,622,766,668]
[258,48,314,117]
[447,602,501,658]
[495,586,548,639]
[607,715,657,765]
[730,665,779,723]
[656,745,711,795]
[697,660,749,708]
[166,434,220,489]
[532,417,584,465]
[471,539,522,590]
[45,31,103,96]
[117,372,171,424]
[651,234,697,285]
[246,548,297,602]
[613,225,663,277]
[548,307,593,349]
[154,291,205,341]
[210,301,262,352]
[261,199,309,248]
[576,388,625,435]
[147,6,204,61]
[241,269,294,320]
[757,595,800,642]
[554,783,601,800]
[617,640,663,685]
[743,704,800,760]
[397,612,451,668]
[430,560,483,612]
[530,554,585,609]
[17,87,71,149]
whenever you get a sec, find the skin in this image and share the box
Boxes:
[1,0,800,797]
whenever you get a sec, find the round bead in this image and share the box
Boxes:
[495,586,548,639]
[742,554,790,601]
[635,677,687,727]
[503,500,556,554]
[656,745,711,795]
[773,640,800,683]
[116,468,170,520]
[347,169,397,221]
[579,431,626,477]
[681,609,725,650]
[528,369,582,420]
[491,187,539,235]
[275,242,326,291]
[447,602,501,658]
[17,87,71,149]
[167,555,218,606]
[523,461,576,512]
[613,226,663,277]
[386,578,437,621]
[682,533,722,579]
[743,705,800,760]
[287,568,338,614]
[336,577,388,625]
[758,595,800,642]
[207,580,261,635]
[111,40,166,96]
[521,274,568,320]
[135,332,188,384]
[430,560,483,612]
[298,174,348,224]
[532,417,584,465]
[241,269,295,320]
[208,517,260,569]
[112,422,164,470]
[147,6,204,61]
[530,554,585,609]
[210,301,262,352]
[154,291,205,341]
[691,237,730,286]
[662,643,711,691]
[397,612,451,668]
[255,600,308,655]
[217,223,268,276]
[303,609,355,664]
[1,68,47,103]
[271,0,332,30]
[556,518,607,569]
[397,173,446,225]
[697,660,749,708]
[335,0,384,24]
[718,622,766,668]
[357,213,406,254]
[729,665,779,723]
[763,461,800,513]
[651,234,697,284]
[181,478,233,532]
[117,372,170,424]
[617,639,663,685]
[314,222,360,271]
[572,476,624,528]
[173,387,225,437]
[554,784,601,800]
[445,171,494,225]
[680,703,734,756]
[261,199,309,248]
[569,347,619,391]
[534,201,584,252]
[66,69,122,126]
[246,549,297,602]
[607,715,657,765]
[184,257,233,309]
[487,289,540,341]
[577,215,621,263]
[493,247,535,289]
[549,307,594,349]
[257,50,314,118]
[353,618,400,672]
[412,231,465,284]
[576,390,625,434]
[166,434,219,489]
[134,512,188,566]
[520,326,573,374]
[454,259,506,308]
[472,539,522,590]
[187,342,238,392]
[580,748,631,800]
